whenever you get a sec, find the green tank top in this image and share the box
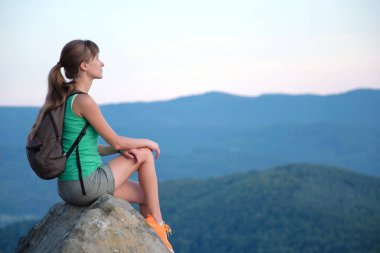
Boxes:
[59,95,102,181]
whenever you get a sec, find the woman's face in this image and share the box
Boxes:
[85,54,104,79]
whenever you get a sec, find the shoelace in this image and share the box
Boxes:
[163,223,172,236]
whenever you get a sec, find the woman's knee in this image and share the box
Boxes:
[138,147,154,162]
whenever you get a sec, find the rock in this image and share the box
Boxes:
[16,194,170,253]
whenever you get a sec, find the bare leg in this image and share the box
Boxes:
[111,179,150,217]
[107,148,163,222]
[137,148,162,221]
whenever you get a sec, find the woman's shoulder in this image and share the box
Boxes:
[72,93,99,117]
[74,93,96,106]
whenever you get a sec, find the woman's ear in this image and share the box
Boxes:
[79,62,87,71]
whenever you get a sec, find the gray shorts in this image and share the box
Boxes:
[58,165,115,206]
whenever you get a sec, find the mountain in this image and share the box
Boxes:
[2,164,380,253]
[160,164,380,253]
[0,89,379,220]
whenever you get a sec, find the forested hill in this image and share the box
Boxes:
[160,164,380,253]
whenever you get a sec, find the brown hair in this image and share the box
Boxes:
[29,40,99,139]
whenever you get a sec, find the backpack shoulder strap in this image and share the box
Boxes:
[64,121,90,158]
[67,90,87,98]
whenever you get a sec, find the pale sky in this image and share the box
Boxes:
[1,0,379,106]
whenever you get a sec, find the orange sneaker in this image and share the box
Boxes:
[145,214,174,252]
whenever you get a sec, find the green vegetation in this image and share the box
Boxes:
[0,220,36,253]
[160,164,380,253]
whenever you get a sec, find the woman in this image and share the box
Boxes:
[33,39,174,252]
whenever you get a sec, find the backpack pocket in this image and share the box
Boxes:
[26,141,43,151]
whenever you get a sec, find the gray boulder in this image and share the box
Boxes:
[16,194,170,253]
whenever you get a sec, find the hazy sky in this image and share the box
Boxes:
[1,0,379,106]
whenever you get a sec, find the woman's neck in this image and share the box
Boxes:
[74,76,92,93]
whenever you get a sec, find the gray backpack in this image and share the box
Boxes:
[26,91,89,195]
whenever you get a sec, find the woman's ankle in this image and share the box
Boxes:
[146,214,163,225]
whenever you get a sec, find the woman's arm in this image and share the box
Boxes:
[73,94,160,158]
[98,144,118,156]
[98,144,140,163]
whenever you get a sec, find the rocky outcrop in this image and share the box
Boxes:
[16,194,170,253]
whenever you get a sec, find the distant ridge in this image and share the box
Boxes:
[0,88,378,108]
[101,88,380,106]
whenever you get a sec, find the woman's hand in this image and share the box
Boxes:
[146,140,160,159]
[120,149,141,163]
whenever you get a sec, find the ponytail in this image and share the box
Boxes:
[28,63,74,140]
[47,63,74,109]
